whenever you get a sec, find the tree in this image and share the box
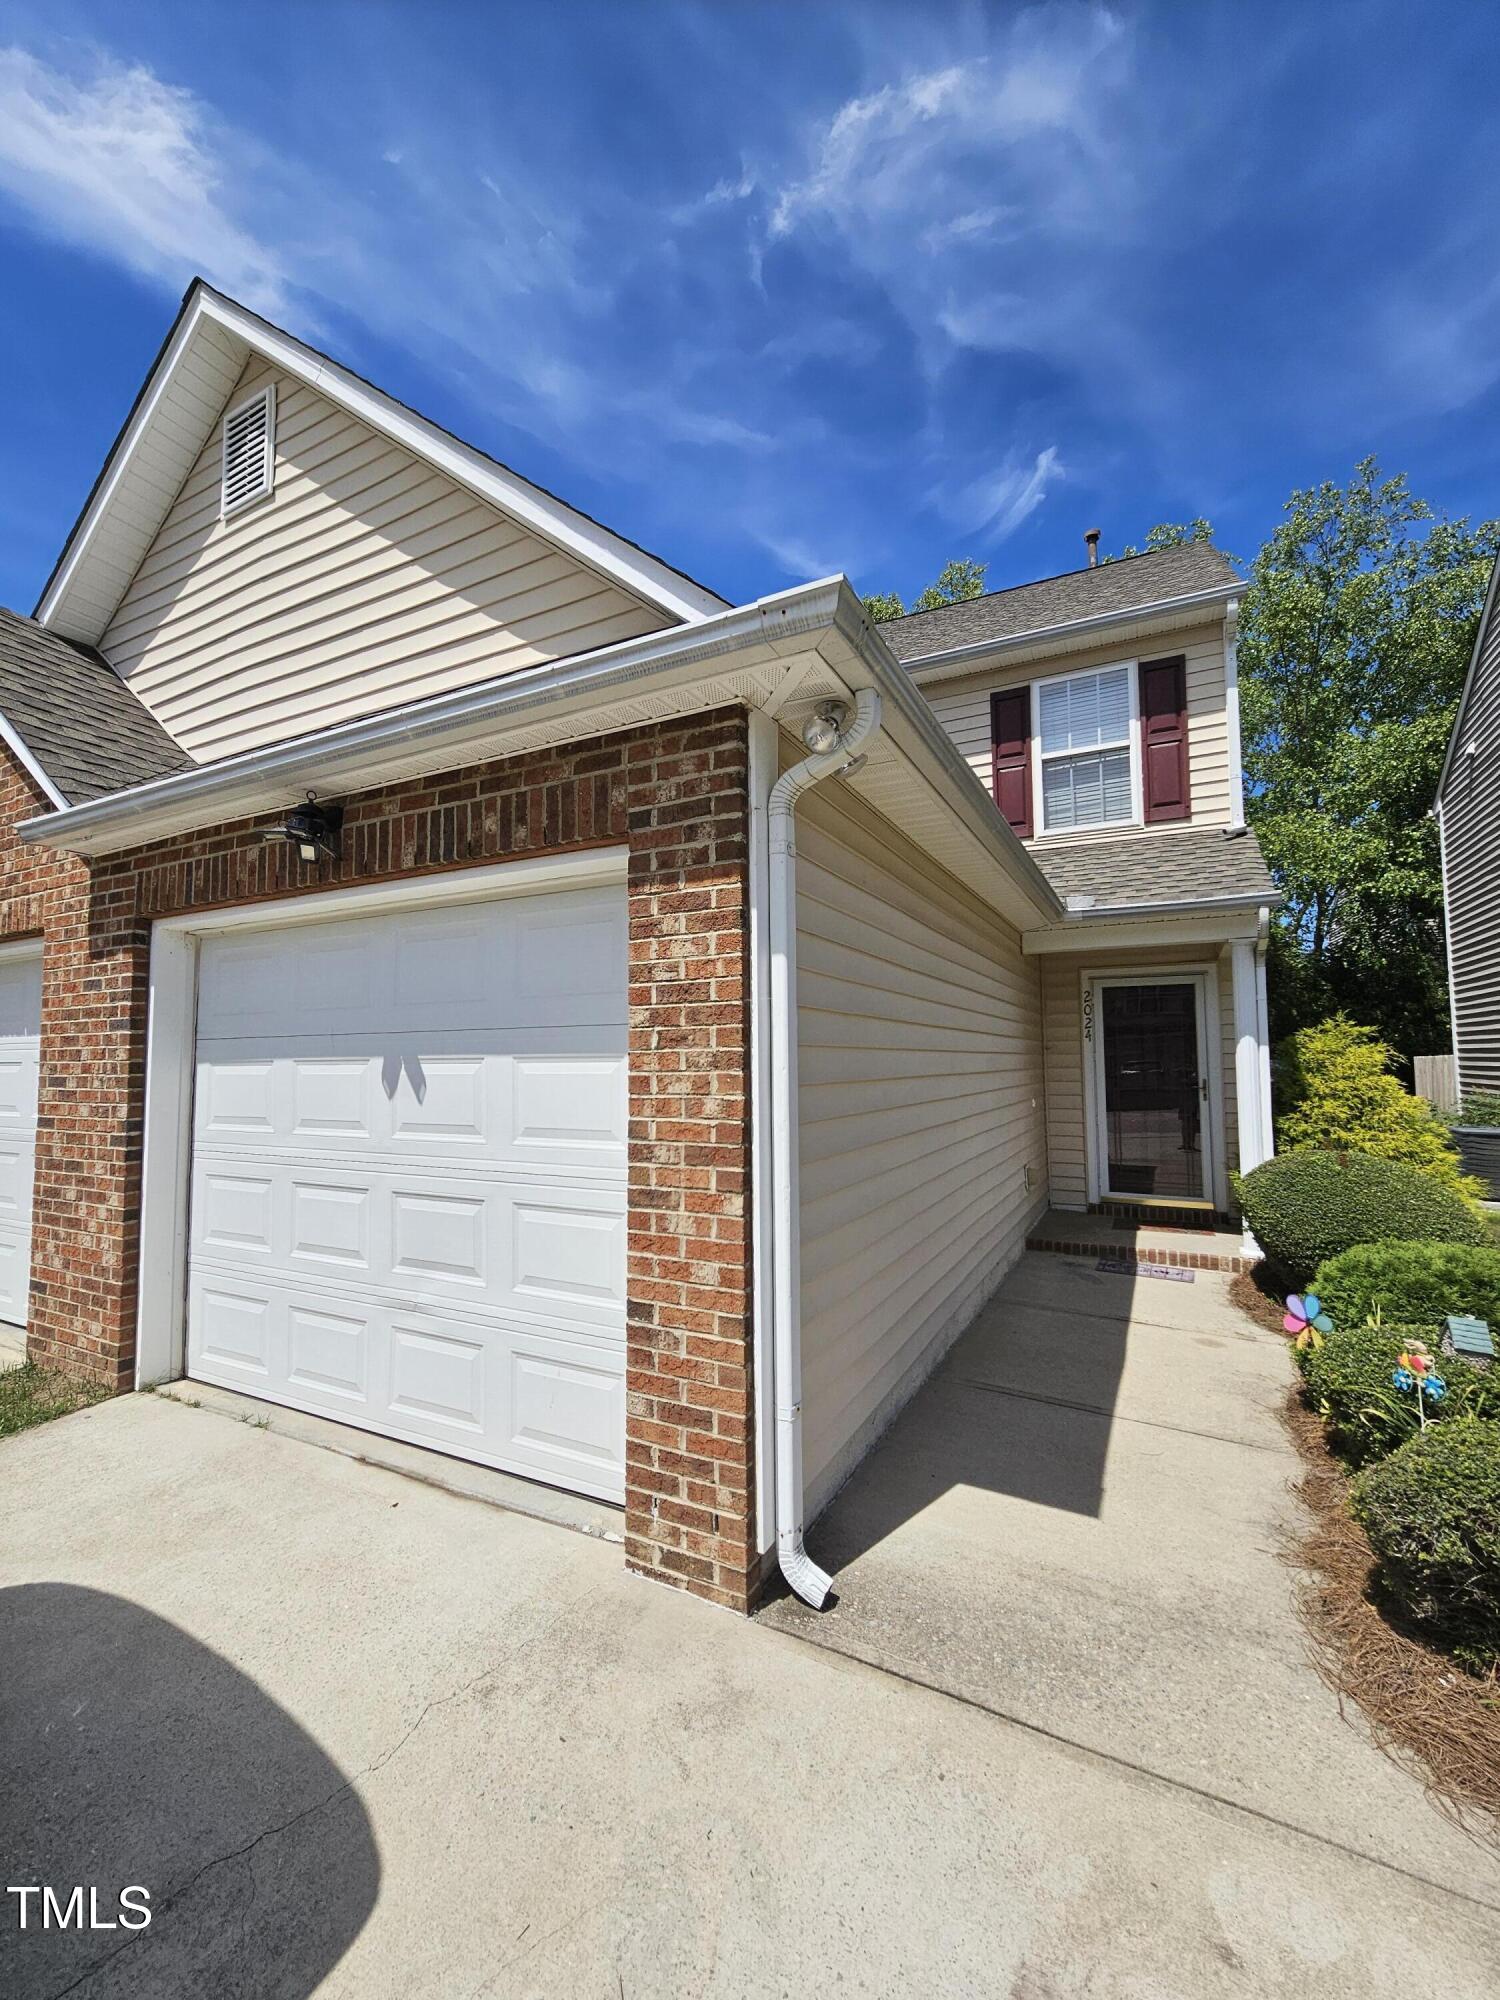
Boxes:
[1104,518,1218,563]
[863,557,987,623]
[1238,459,1500,1060]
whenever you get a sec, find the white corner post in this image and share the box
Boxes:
[1254,908,1274,1160]
[1230,934,1269,1179]
[1223,597,1246,829]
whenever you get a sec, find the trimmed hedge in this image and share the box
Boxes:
[1297,1322,1500,1469]
[1351,1420,1500,1676]
[1311,1241,1500,1336]
[1236,1149,1485,1285]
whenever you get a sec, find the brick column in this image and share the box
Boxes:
[623,713,759,1610]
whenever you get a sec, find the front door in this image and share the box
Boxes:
[1093,977,1212,1203]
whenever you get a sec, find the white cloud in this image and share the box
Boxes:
[936,446,1064,540]
[0,47,288,313]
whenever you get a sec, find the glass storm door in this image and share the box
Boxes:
[1097,980,1209,1201]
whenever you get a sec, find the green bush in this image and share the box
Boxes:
[1298,1322,1499,1467]
[1351,1419,1500,1675]
[1311,1241,1500,1334]
[1236,1149,1487,1285]
[1446,1091,1500,1129]
[1277,1016,1483,1199]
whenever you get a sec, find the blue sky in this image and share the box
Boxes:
[0,1,1497,619]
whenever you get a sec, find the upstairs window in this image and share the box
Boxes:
[221,385,276,518]
[1034,663,1139,833]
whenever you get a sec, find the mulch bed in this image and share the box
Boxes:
[1228,1263,1292,1335]
[1279,1387,1500,1845]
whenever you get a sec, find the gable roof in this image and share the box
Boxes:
[0,608,192,806]
[1029,823,1277,913]
[881,544,1242,665]
[35,279,729,648]
[1437,545,1500,800]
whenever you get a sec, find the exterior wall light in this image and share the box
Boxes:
[801,704,846,755]
[265,794,343,864]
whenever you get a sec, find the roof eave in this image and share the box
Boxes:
[898,581,1242,681]
[1436,546,1500,800]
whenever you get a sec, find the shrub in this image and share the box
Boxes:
[1312,1241,1500,1334]
[1447,1091,1500,1129]
[1351,1419,1500,1675]
[1298,1321,1499,1468]
[1277,1016,1482,1198]
[1236,1149,1487,1284]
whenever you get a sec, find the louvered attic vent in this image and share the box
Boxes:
[221,385,276,517]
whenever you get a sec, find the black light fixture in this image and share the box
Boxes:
[265,792,343,864]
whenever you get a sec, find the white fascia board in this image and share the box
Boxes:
[0,713,67,810]
[19,578,845,856]
[1022,903,1264,955]
[38,283,727,641]
[901,582,1241,682]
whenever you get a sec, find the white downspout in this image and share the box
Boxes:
[768,686,883,1608]
[1223,597,1246,830]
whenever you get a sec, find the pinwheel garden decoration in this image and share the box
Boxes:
[1283,1293,1333,1350]
[1393,1341,1446,1428]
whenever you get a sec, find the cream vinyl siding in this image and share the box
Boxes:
[921,620,1232,843]
[1440,597,1500,1093]
[1039,947,1239,1209]
[794,779,1048,1514]
[101,357,668,761]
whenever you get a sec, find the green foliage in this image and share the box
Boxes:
[1239,458,1500,1058]
[1351,1419,1500,1674]
[1449,1091,1500,1129]
[1277,1015,1482,1197]
[862,590,906,624]
[863,557,988,625]
[1103,518,1219,563]
[0,1361,109,1440]
[1237,1148,1486,1284]
[1298,1322,1498,1468]
[1312,1241,1500,1334]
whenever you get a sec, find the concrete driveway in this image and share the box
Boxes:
[1,1268,1498,1998]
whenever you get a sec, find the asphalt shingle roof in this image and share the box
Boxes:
[1030,824,1277,911]
[0,607,192,806]
[881,544,1242,664]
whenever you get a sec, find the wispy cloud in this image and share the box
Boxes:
[936,447,1065,541]
[0,48,288,313]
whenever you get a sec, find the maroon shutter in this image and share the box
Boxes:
[1139,655,1190,822]
[990,687,1033,837]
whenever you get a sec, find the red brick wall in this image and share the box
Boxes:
[4,711,759,1610]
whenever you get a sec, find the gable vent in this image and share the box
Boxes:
[221,385,276,518]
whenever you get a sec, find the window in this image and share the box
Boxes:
[221,385,276,518]
[1034,663,1139,833]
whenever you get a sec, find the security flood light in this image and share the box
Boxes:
[265,794,343,865]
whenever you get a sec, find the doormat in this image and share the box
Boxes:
[1096,1259,1195,1282]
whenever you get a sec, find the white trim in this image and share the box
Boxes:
[1223,597,1246,829]
[1437,546,1500,799]
[39,284,725,641]
[1030,659,1141,837]
[1082,967,1222,1209]
[1024,909,1261,956]
[0,713,67,810]
[899,581,1242,678]
[1229,938,1268,1174]
[133,845,627,1389]
[219,381,275,519]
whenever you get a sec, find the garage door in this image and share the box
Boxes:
[0,951,41,1328]
[186,884,628,1500]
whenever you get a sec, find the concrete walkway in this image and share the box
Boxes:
[1,1280,1498,1996]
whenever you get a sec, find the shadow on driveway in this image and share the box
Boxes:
[0,1583,378,2000]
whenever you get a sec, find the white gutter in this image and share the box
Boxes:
[0,713,66,811]
[1223,597,1246,829]
[899,581,1243,679]
[767,686,883,1608]
[1056,888,1280,921]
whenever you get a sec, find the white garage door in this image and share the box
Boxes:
[0,950,41,1328]
[186,884,629,1500]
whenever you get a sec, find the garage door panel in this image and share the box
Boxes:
[0,955,40,1329]
[188,884,627,1499]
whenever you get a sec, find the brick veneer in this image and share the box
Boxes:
[0,709,760,1611]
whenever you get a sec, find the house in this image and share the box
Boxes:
[1437,548,1500,1105]
[0,281,1277,1614]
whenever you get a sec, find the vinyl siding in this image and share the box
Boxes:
[1440,594,1500,1093]
[101,356,668,761]
[1040,946,1239,1210]
[794,778,1048,1514]
[920,621,1233,846]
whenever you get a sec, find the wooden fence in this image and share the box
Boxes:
[1414,1053,1458,1113]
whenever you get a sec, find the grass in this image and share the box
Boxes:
[0,1359,111,1440]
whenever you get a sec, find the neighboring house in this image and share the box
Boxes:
[1437,548,1500,1098]
[0,281,1277,1614]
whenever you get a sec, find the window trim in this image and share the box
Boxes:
[1031,659,1142,837]
[220,383,276,520]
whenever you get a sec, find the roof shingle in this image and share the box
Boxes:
[0,608,193,806]
[881,544,1242,664]
[1030,824,1277,912]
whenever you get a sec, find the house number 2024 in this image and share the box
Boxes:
[1082,989,1095,1043]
